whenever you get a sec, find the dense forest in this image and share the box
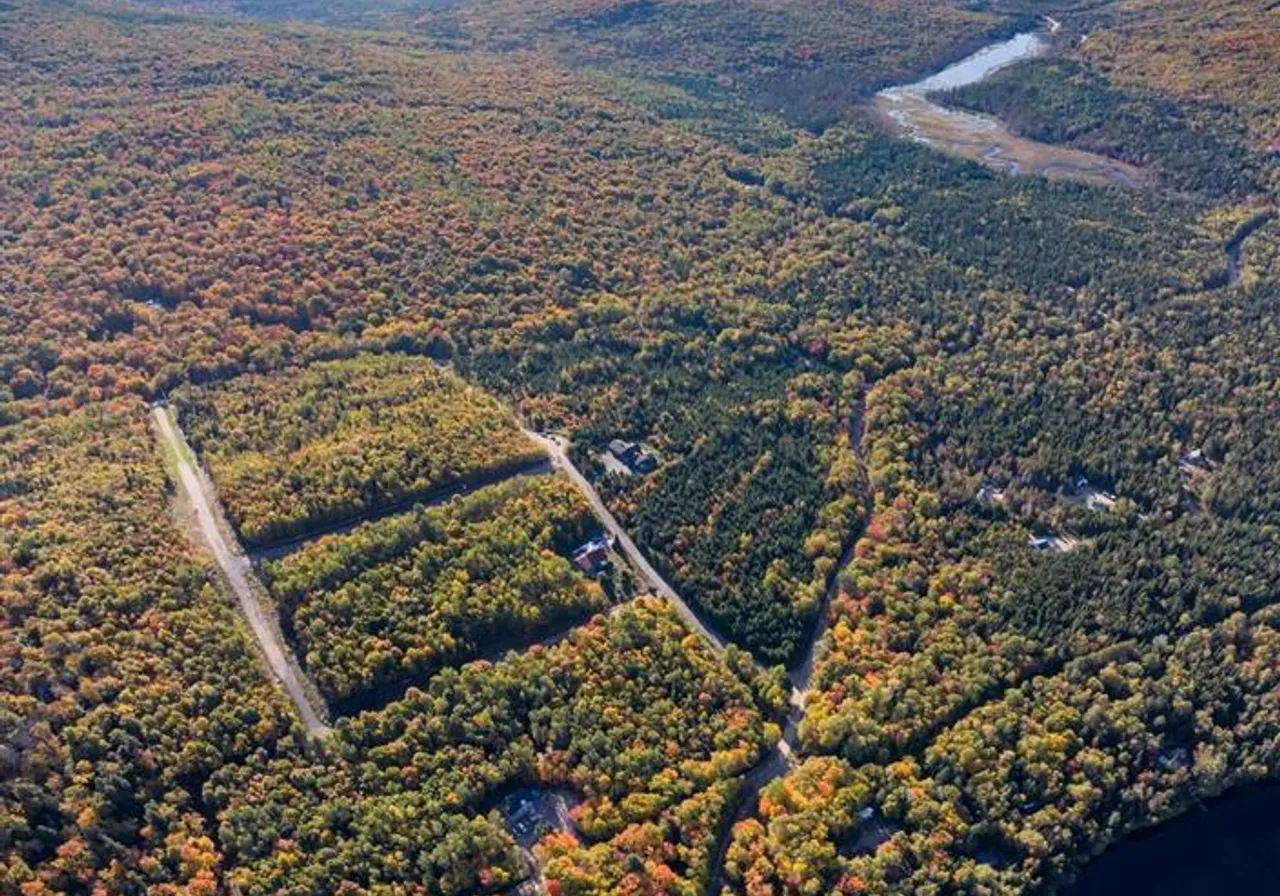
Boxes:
[3,0,1279,892]
[0,403,304,895]
[582,363,866,664]
[215,599,775,896]
[1077,0,1280,175]
[262,475,608,709]
[172,356,545,545]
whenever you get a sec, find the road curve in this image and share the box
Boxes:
[152,405,332,738]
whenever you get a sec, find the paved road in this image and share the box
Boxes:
[527,417,872,703]
[152,406,332,738]
[527,428,804,895]
[526,415,875,896]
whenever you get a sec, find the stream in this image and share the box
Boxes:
[874,28,1145,187]
[1225,210,1276,287]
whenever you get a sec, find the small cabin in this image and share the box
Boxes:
[840,807,901,858]
[1157,746,1191,772]
[1179,448,1216,474]
[1085,490,1117,511]
[607,438,657,474]
[976,484,1006,506]
[572,538,611,574]
[608,439,639,463]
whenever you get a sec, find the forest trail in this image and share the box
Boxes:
[788,394,867,698]
[152,405,333,739]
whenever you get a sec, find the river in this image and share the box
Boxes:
[869,25,1280,896]
[874,28,1145,187]
[893,31,1049,96]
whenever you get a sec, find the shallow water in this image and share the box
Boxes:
[893,32,1047,95]
[874,30,1144,188]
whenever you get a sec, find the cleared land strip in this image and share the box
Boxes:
[152,404,332,738]
[249,456,555,562]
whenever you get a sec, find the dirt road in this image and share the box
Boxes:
[152,405,332,738]
[524,431,730,655]
[250,457,555,562]
[707,393,868,894]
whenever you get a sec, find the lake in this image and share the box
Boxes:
[1063,780,1280,894]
